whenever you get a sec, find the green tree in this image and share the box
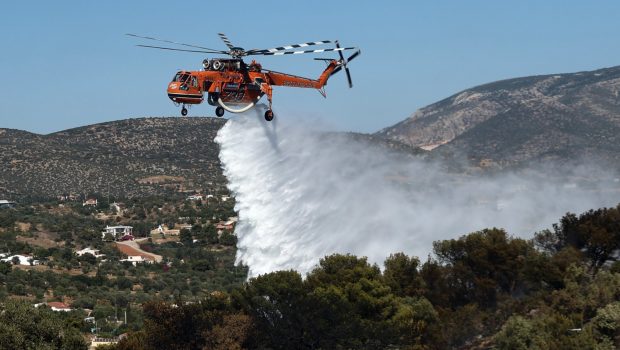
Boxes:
[494,316,545,350]
[205,225,218,244]
[591,302,620,345]
[0,261,11,275]
[235,270,307,349]
[142,301,206,350]
[383,252,425,297]
[432,228,534,307]
[537,206,620,271]
[304,254,403,349]
[390,297,444,348]
[219,231,237,246]
[0,300,87,350]
[179,228,192,244]
[202,313,252,350]
[115,331,147,350]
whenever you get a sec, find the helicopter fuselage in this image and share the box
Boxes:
[167,58,338,113]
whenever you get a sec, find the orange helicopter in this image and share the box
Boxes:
[127,33,360,121]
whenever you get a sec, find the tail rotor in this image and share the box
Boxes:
[332,41,361,88]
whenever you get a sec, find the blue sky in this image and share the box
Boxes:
[1,1,619,134]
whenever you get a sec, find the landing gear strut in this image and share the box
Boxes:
[181,106,188,116]
[215,106,225,117]
[264,109,274,121]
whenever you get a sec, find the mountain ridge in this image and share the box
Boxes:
[376,65,620,169]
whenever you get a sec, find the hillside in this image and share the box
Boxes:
[0,117,227,199]
[0,117,424,199]
[376,65,620,168]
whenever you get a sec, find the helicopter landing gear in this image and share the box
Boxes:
[207,92,219,106]
[181,106,188,116]
[215,106,225,117]
[264,109,274,121]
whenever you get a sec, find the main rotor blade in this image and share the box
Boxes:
[135,44,227,54]
[247,40,332,54]
[126,33,222,52]
[218,33,235,49]
[253,47,357,56]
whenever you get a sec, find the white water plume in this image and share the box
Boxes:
[216,111,620,278]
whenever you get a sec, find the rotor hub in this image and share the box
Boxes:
[230,47,246,58]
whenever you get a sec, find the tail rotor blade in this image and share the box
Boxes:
[345,67,353,88]
[335,40,346,63]
[347,50,361,62]
[335,41,354,88]
[344,50,360,88]
[331,65,343,76]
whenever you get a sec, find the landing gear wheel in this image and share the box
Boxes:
[264,110,274,121]
[181,107,188,116]
[215,106,225,117]
[207,93,219,106]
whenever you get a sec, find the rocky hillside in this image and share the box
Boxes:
[0,117,227,199]
[376,65,620,168]
[0,117,425,199]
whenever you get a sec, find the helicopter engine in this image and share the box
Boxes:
[203,58,242,71]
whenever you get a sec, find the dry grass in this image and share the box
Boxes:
[15,222,32,232]
[137,175,185,184]
[16,232,62,249]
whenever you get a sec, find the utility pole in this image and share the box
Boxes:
[108,180,111,208]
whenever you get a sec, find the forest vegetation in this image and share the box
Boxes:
[1,198,619,349]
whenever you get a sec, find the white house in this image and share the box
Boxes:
[150,225,180,236]
[82,198,98,207]
[1,254,40,266]
[47,302,73,312]
[0,200,16,209]
[101,225,133,241]
[119,255,151,266]
[76,247,105,258]
[34,302,72,312]
[186,194,203,201]
[90,337,120,349]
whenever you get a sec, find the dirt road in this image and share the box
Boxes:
[115,238,163,263]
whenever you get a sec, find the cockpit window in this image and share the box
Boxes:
[172,73,191,83]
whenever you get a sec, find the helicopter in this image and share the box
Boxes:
[127,33,360,121]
